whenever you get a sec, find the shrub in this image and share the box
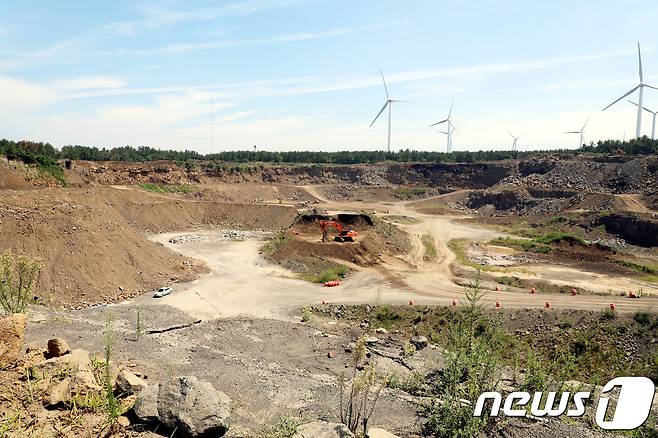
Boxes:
[423,273,501,437]
[339,335,384,435]
[0,250,41,314]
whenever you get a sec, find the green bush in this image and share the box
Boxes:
[302,265,349,283]
[0,250,41,314]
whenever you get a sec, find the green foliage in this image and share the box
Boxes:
[0,139,65,184]
[339,335,384,436]
[613,259,658,276]
[101,316,125,429]
[301,265,349,283]
[424,274,501,437]
[260,230,291,257]
[137,182,196,193]
[421,234,438,261]
[601,307,616,320]
[263,415,303,438]
[490,237,551,254]
[393,187,427,199]
[0,250,41,314]
[533,231,587,246]
[522,349,548,392]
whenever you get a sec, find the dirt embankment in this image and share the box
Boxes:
[69,159,517,189]
[597,213,658,247]
[0,187,298,307]
[264,212,411,278]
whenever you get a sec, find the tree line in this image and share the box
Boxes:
[1,138,657,168]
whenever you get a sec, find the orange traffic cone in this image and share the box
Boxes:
[494,301,501,308]
[609,303,616,311]
[530,288,537,294]
[495,286,499,292]
[545,301,551,309]
[571,288,577,296]
[452,299,457,307]
[409,299,414,305]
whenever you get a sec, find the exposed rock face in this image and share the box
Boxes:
[293,421,354,438]
[134,376,231,437]
[47,338,71,358]
[0,313,27,367]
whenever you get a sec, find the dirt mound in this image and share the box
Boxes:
[0,186,298,307]
[0,158,40,190]
[266,213,410,277]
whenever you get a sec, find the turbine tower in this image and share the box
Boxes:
[564,115,590,148]
[507,130,522,152]
[602,43,657,138]
[629,100,657,139]
[370,71,406,152]
[429,99,456,153]
[436,121,458,153]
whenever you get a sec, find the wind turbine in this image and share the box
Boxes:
[429,99,456,153]
[628,100,657,139]
[564,115,590,148]
[602,43,657,138]
[507,130,523,151]
[436,121,459,153]
[370,71,406,152]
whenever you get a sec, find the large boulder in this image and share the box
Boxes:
[0,313,27,367]
[134,376,231,437]
[293,421,354,438]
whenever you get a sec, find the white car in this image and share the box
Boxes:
[153,286,173,298]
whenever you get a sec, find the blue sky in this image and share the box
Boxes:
[1,0,658,152]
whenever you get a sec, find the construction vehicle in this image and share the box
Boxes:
[319,220,358,242]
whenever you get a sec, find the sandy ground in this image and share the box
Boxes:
[130,213,658,322]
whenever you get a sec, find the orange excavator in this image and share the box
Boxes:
[320,220,358,242]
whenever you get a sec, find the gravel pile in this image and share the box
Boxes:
[216,230,253,240]
[168,235,205,244]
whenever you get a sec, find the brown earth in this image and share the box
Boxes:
[0,185,297,308]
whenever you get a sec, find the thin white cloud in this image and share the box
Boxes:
[53,76,127,92]
[102,0,311,36]
[103,20,411,56]
[65,46,643,101]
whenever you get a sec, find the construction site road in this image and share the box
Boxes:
[129,224,658,321]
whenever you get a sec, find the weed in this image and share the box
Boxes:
[601,307,616,320]
[261,230,291,257]
[0,250,41,313]
[393,187,427,199]
[423,273,501,437]
[138,183,196,194]
[301,265,348,283]
[300,306,313,323]
[421,234,438,262]
[262,415,303,438]
[339,335,384,436]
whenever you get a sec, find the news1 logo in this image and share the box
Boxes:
[474,377,655,430]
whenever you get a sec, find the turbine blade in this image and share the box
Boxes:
[638,42,643,82]
[448,98,454,119]
[437,130,449,135]
[564,131,580,134]
[507,129,514,138]
[389,99,409,103]
[369,101,389,127]
[602,85,640,111]
[630,99,655,113]
[581,115,591,131]
[644,84,658,90]
[429,118,449,127]
[380,71,389,99]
